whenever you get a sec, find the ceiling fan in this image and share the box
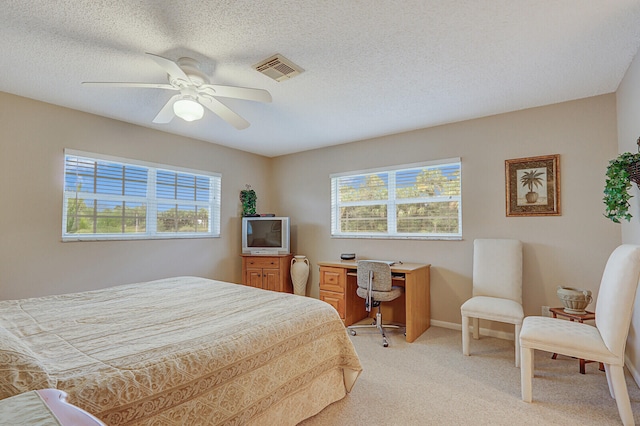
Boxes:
[82,53,272,130]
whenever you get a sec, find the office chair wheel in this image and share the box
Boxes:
[349,329,356,336]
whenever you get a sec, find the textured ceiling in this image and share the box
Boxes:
[2,1,640,157]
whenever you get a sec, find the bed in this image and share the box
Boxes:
[0,276,362,425]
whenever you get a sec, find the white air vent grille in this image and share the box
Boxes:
[253,54,304,82]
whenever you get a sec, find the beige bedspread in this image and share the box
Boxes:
[0,277,362,425]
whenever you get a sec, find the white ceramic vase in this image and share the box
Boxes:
[291,255,310,296]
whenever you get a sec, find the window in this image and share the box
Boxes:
[62,149,221,241]
[330,158,461,239]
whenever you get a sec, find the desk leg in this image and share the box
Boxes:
[404,267,430,343]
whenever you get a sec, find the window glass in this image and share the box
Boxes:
[331,158,461,239]
[63,150,220,241]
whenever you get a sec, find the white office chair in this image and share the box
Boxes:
[520,244,640,426]
[461,239,523,367]
[347,261,403,347]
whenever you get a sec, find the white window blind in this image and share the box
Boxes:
[62,149,221,241]
[330,158,462,239]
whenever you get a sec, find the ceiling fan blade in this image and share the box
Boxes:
[199,85,272,103]
[199,96,250,130]
[146,53,191,84]
[82,82,177,90]
[152,94,181,124]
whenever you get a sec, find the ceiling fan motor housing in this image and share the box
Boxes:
[174,57,209,86]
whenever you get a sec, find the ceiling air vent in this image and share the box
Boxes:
[253,54,304,82]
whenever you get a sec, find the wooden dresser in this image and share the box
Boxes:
[241,254,293,293]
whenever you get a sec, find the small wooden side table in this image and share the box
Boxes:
[549,307,605,374]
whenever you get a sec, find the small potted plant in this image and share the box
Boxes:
[603,139,640,223]
[240,185,257,217]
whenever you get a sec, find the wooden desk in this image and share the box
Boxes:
[318,260,430,342]
[549,307,604,374]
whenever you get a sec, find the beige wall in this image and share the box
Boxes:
[0,92,273,299]
[616,46,640,382]
[0,89,625,339]
[272,94,621,329]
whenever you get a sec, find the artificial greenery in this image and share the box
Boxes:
[603,151,640,223]
[240,185,257,216]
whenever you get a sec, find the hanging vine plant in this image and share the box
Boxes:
[603,138,640,223]
[240,185,257,216]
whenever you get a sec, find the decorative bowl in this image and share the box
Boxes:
[556,286,592,315]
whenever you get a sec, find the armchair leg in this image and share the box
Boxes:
[521,347,533,403]
[604,364,615,399]
[462,315,470,356]
[514,323,521,368]
[609,365,634,426]
[472,317,479,339]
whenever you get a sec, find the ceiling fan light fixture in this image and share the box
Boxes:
[173,98,204,122]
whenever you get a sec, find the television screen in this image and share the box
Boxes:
[247,219,282,248]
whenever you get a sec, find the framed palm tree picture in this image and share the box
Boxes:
[505,154,560,217]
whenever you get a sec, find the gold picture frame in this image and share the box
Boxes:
[505,154,560,217]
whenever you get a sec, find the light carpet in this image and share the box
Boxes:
[300,325,640,425]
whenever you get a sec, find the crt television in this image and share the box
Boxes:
[242,217,290,255]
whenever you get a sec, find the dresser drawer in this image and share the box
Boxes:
[319,290,345,319]
[245,257,280,268]
[319,267,345,293]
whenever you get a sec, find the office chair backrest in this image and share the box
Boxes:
[594,244,640,361]
[357,261,393,292]
[472,239,523,303]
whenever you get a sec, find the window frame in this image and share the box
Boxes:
[62,149,221,241]
[330,158,462,240]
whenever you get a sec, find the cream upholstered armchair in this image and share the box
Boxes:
[520,244,640,426]
[461,239,523,367]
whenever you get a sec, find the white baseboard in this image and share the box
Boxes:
[432,319,640,388]
[625,354,640,388]
[430,319,515,341]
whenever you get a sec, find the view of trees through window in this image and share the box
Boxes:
[332,161,461,238]
[156,205,210,233]
[66,197,148,234]
[66,199,211,235]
